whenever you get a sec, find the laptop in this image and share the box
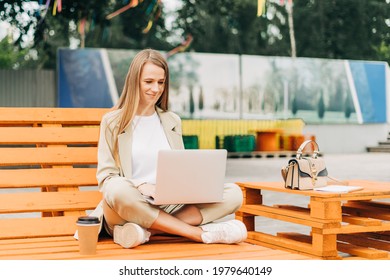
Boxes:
[144,149,227,205]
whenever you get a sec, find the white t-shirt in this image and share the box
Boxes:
[131,112,171,184]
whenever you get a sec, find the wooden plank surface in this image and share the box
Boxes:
[0,216,79,239]
[0,191,101,214]
[246,231,332,257]
[342,215,383,226]
[338,234,390,251]
[240,204,340,228]
[237,180,390,200]
[0,147,97,166]
[337,242,389,259]
[343,204,390,220]
[0,236,317,260]
[0,127,99,144]
[0,168,97,189]
[321,223,390,234]
[0,107,108,125]
[277,232,389,259]
[362,232,390,242]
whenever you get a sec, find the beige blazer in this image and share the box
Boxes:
[80,107,185,236]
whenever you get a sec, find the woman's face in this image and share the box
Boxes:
[138,62,166,115]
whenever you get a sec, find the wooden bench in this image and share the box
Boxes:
[0,107,317,260]
[0,107,108,239]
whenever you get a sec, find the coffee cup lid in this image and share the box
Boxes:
[77,216,100,224]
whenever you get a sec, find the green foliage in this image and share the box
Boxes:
[0,0,173,69]
[0,0,389,69]
[344,92,355,119]
[174,0,290,55]
[175,0,389,63]
[198,87,204,111]
[294,0,390,63]
[189,86,195,116]
[374,41,390,63]
[317,91,325,119]
[291,94,298,115]
[0,37,27,69]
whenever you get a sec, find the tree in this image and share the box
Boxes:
[294,0,390,64]
[175,0,389,63]
[344,92,355,119]
[0,0,174,69]
[189,85,195,117]
[1,0,389,69]
[291,94,298,115]
[0,36,26,69]
[198,86,204,111]
[174,0,291,55]
[317,90,325,119]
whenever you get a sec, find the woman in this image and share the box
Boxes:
[96,48,247,248]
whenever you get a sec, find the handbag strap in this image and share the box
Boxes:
[296,140,320,159]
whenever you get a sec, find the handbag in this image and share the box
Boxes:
[281,140,328,190]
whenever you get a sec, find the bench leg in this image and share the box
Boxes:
[236,188,262,231]
[310,199,342,258]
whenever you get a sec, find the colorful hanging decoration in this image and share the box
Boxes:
[145,0,157,15]
[142,0,160,33]
[52,0,57,16]
[279,0,293,6]
[52,0,63,15]
[106,0,142,20]
[45,0,51,10]
[37,0,51,23]
[257,0,266,17]
[78,17,87,37]
[57,0,62,12]
[166,34,193,58]
[142,20,154,33]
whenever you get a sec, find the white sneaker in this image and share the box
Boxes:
[200,219,247,244]
[113,223,151,248]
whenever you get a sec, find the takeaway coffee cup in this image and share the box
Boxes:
[76,216,100,255]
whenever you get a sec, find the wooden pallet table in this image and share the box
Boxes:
[236,180,390,259]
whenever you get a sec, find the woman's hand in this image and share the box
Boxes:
[138,183,156,198]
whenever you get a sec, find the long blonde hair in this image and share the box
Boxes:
[110,49,170,163]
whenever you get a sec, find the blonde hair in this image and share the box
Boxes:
[109,49,170,163]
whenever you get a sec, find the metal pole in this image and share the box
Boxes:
[286,2,297,58]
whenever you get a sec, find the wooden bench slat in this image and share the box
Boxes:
[361,232,390,242]
[0,191,102,214]
[0,127,100,144]
[0,216,79,239]
[323,223,390,234]
[343,205,390,220]
[0,238,314,260]
[0,147,97,166]
[338,234,390,251]
[342,215,383,226]
[346,200,390,210]
[0,168,97,189]
[239,204,340,228]
[247,231,327,257]
[0,236,72,246]
[337,241,389,259]
[0,107,108,125]
[278,232,389,259]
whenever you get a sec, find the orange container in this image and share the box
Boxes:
[256,131,280,151]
